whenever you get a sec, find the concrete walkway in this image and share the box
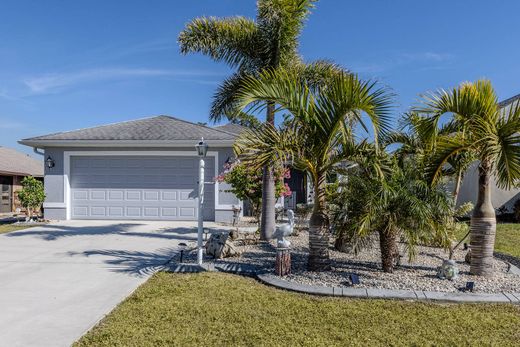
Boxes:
[0,220,229,347]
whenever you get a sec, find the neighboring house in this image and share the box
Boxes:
[457,93,520,212]
[19,116,241,222]
[0,147,43,213]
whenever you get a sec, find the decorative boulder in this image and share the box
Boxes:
[229,228,240,241]
[205,232,241,259]
[437,259,459,280]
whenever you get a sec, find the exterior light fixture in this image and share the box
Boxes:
[350,274,360,285]
[178,242,188,263]
[195,137,208,158]
[46,156,55,169]
[195,138,209,265]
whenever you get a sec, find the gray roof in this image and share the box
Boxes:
[499,93,520,108]
[214,123,248,135]
[20,116,238,144]
[0,147,43,176]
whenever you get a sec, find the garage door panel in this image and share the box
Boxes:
[90,190,106,200]
[108,190,124,200]
[70,155,215,220]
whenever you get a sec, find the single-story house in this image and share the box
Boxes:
[19,116,242,223]
[0,147,43,213]
[457,93,520,212]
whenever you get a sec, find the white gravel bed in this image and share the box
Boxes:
[219,229,520,294]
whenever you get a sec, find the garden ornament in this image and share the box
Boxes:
[273,209,295,248]
[437,259,459,280]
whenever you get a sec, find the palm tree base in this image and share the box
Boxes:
[469,216,496,277]
[307,212,331,271]
[307,256,331,271]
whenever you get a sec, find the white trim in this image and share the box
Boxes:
[62,150,230,220]
[43,202,66,208]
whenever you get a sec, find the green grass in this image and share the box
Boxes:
[0,224,35,234]
[75,272,520,347]
[455,223,520,258]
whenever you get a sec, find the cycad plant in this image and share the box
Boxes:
[415,80,520,276]
[179,0,316,240]
[232,66,393,270]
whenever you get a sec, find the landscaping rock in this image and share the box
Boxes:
[229,228,240,241]
[205,233,241,259]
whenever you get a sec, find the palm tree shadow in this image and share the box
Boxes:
[6,223,199,241]
[68,247,178,277]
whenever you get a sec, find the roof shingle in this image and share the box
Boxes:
[21,115,237,142]
[0,147,43,176]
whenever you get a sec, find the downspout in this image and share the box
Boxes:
[33,147,44,156]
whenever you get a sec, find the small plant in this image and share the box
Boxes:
[17,176,45,220]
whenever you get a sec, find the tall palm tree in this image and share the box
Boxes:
[178,0,315,240]
[415,80,520,276]
[233,66,393,270]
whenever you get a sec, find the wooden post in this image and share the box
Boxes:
[275,247,291,276]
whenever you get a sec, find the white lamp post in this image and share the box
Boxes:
[195,137,208,265]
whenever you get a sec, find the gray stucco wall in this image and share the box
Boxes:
[457,161,520,212]
[42,146,240,222]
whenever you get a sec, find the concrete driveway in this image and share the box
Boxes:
[0,220,227,347]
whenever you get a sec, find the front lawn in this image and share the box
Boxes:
[0,224,35,234]
[75,272,520,347]
[456,223,520,258]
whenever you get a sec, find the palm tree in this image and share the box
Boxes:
[233,66,393,270]
[415,79,520,276]
[178,0,315,240]
[384,112,475,204]
[333,156,456,273]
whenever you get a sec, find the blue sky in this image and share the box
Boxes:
[1,0,519,155]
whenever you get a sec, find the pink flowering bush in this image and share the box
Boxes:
[217,160,291,221]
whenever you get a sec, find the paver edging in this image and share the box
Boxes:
[166,262,519,304]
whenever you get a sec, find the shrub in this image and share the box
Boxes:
[216,160,291,223]
[17,176,45,219]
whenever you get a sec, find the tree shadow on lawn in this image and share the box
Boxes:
[4,223,229,242]
[68,247,179,277]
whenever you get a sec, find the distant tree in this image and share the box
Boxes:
[17,176,45,220]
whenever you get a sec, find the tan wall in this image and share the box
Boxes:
[12,176,23,212]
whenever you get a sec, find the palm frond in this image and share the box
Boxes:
[178,16,260,71]
[233,123,302,171]
[424,135,471,185]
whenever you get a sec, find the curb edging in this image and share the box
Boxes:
[165,262,520,304]
[256,273,520,304]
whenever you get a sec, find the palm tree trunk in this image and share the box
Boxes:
[448,169,464,260]
[469,161,496,276]
[379,229,398,273]
[308,172,331,271]
[260,102,276,240]
[453,169,462,204]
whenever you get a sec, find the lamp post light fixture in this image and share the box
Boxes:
[195,138,208,265]
[46,156,55,169]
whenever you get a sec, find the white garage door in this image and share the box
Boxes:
[70,156,215,220]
